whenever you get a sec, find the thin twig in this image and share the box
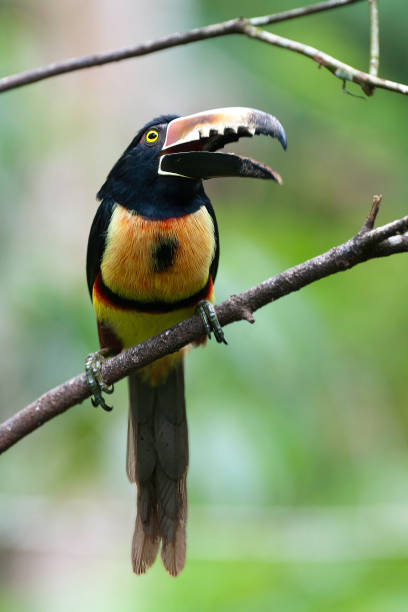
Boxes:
[369,0,380,77]
[360,194,382,232]
[241,24,406,97]
[0,201,407,455]
[1,0,406,98]
[251,0,363,26]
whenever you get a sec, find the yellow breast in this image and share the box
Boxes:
[100,204,216,302]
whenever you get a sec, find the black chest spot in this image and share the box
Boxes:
[152,235,179,272]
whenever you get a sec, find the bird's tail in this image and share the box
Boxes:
[126,359,188,576]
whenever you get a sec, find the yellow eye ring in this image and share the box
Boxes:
[145,129,159,143]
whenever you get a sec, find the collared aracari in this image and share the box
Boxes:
[85,107,286,576]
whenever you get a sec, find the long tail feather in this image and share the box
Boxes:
[127,360,188,576]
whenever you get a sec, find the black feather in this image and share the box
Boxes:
[86,198,115,298]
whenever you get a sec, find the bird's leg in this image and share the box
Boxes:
[196,300,228,345]
[85,348,117,412]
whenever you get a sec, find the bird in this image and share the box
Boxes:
[85,107,286,576]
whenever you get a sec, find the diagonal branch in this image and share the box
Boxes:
[0,197,407,455]
[241,23,406,97]
[250,0,363,26]
[1,0,406,98]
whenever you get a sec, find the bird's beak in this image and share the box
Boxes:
[158,107,287,183]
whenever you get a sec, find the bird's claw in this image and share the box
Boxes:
[85,351,114,412]
[196,300,228,345]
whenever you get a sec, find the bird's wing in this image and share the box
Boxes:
[86,198,115,298]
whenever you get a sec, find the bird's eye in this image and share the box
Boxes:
[145,130,159,143]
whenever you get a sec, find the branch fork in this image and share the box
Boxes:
[0,0,406,97]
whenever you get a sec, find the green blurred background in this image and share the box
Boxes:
[0,1,407,610]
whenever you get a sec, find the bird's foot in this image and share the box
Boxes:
[196,300,228,345]
[85,349,115,412]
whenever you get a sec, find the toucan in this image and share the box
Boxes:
[85,107,286,576]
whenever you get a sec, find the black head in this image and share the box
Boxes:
[97,115,205,219]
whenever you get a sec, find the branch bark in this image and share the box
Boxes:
[250,0,363,26]
[1,0,406,97]
[0,198,407,455]
[369,0,380,77]
[242,22,406,97]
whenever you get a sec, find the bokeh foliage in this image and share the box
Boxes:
[0,1,407,610]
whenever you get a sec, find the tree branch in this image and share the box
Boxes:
[250,0,363,26]
[369,0,380,77]
[241,22,406,97]
[1,0,406,98]
[360,194,382,231]
[0,197,407,455]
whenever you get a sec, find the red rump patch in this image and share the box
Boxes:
[97,320,123,351]
[93,273,106,303]
[206,276,213,299]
